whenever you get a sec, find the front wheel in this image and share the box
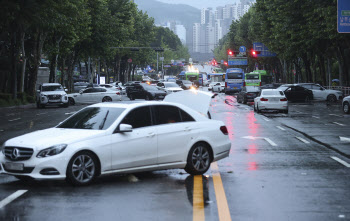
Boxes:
[102,96,112,102]
[327,94,337,103]
[185,143,212,175]
[66,151,98,186]
[68,97,75,105]
[343,102,350,114]
[129,94,135,100]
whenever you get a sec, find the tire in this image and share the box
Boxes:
[63,103,69,108]
[304,96,310,103]
[257,104,261,113]
[129,94,135,100]
[66,151,98,186]
[243,97,247,104]
[185,143,212,175]
[327,94,337,103]
[237,97,241,103]
[68,97,75,105]
[284,109,289,114]
[343,102,350,114]
[102,96,112,102]
[254,104,257,112]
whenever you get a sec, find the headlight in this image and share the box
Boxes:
[37,144,67,158]
[0,143,5,155]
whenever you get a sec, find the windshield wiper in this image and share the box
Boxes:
[99,110,109,130]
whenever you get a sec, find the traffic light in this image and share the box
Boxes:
[224,61,228,66]
[251,50,261,57]
[228,50,233,56]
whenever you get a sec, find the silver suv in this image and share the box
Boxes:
[36,83,69,108]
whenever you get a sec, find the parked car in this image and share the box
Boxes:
[157,82,183,94]
[254,89,288,113]
[0,91,231,186]
[68,87,122,105]
[127,83,167,100]
[260,83,283,90]
[176,80,193,90]
[73,82,89,93]
[298,83,344,102]
[99,84,125,94]
[208,82,222,92]
[212,82,225,92]
[237,86,261,104]
[36,83,69,108]
[277,84,313,102]
[343,95,350,114]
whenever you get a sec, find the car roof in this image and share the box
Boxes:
[261,89,282,91]
[42,83,62,86]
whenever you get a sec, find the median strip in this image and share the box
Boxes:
[193,175,205,221]
[0,190,28,209]
[211,162,232,221]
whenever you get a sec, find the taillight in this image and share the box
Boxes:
[260,98,268,101]
[280,98,287,101]
[225,82,227,88]
[220,126,228,135]
[116,92,120,95]
[247,93,253,96]
[243,81,246,87]
[260,82,262,86]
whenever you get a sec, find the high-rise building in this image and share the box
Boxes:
[175,25,187,44]
[215,6,224,20]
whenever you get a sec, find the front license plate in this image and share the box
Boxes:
[234,87,237,89]
[49,100,60,102]
[5,162,24,171]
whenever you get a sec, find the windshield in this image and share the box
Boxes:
[262,91,284,96]
[164,83,179,88]
[277,86,289,91]
[246,74,259,80]
[227,73,243,79]
[57,107,125,130]
[42,85,64,92]
[182,80,192,84]
[246,86,261,92]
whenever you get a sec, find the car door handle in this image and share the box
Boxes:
[184,127,191,132]
[147,133,156,138]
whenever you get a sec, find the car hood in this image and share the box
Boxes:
[164,90,214,117]
[41,91,67,95]
[4,128,106,151]
[166,87,183,91]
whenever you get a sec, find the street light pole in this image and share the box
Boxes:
[157,52,159,73]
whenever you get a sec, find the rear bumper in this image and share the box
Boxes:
[259,103,288,110]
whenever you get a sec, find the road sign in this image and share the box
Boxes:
[228,59,248,66]
[160,57,164,61]
[171,59,174,64]
[239,46,246,53]
[338,0,350,33]
[253,42,276,57]
[127,58,132,63]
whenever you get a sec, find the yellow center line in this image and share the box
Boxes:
[193,175,205,221]
[211,162,232,221]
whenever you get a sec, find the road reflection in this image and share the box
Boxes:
[185,175,210,206]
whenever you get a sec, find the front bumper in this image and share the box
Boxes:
[0,153,68,180]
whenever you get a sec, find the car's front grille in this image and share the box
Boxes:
[4,147,34,161]
[2,164,35,174]
[48,95,61,100]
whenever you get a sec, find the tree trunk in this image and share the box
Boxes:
[49,36,62,83]
[302,54,312,83]
[10,29,18,99]
[318,55,326,86]
[20,32,26,93]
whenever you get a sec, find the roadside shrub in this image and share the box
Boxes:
[0,93,11,101]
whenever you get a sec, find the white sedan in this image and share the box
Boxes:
[208,82,225,92]
[254,89,288,113]
[68,87,122,105]
[0,91,231,186]
[156,82,183,94]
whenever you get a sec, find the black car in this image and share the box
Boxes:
[260,83,283,90]
[237,86,261,104]
[127,83,167,100]
[277,84,313,102]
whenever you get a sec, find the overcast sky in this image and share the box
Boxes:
[157,0,238,9]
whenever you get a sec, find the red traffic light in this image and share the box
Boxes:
[252,50,256,55]
[224,61,228,66]
[228,50,233,55]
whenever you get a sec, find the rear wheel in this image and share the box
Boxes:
[102,96,112,102]
[185,143,212,175]
[129,94,135,100]
[327,94,337,103]
[254,104,257,112]
[68,97,75,105]
[257,104,261,113]
[343,102,350,114]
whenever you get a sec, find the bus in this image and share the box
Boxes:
[185,72,199,82]
[245,72,261,86]
[178,71,186,80]
[224,68,245,94]
[254,70,272,85]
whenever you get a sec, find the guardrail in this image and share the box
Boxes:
[324,86,350,97]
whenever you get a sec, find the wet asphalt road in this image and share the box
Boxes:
[0,92,350,221]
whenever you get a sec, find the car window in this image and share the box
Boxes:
[295,86,305,91]
[180,109,195,122]
[83,88,93,93]
[135,85,143,90]
[120,106,152,129]
[58,107,125,130]
[302,84,312,89]
[312,85,322,90]
[154,105,182,125]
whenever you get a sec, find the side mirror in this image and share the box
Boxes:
[79,91,83,94]
[65,89,68,92]
[115,124,133,133]
[37,90,40,93]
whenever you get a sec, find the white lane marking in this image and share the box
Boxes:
[6,113,15,117]
[65,112,76,115]
[8,118,21,122]
[0,190,28,209]
[276,126,286,131]
[0,130,4,132]
[281,114,287,117]
[36,112,48,116]
[295,111,304,114]
[339,215,346,218]
[333,122,346,126]
[262,117,270,122]
[331,156,350,168]
[312,116,320,119]
[296,137,310,144]
[264,138,277,146]
[329,114,343,117]
[340,137,350,143]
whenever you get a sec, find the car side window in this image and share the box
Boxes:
[154,105,182,125]
[120,106,152,129]
[295,86,304,91]
[83,88,93,93]
[303,85,312,89]
[180,109,195,122]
